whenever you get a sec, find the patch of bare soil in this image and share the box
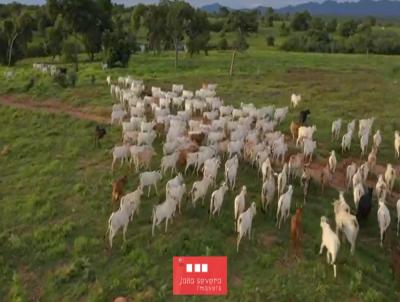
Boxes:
[18,266,43,302]
[0,95,109,124]
[258,233,277,248]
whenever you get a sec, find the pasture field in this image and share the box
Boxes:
[1,48,400,301]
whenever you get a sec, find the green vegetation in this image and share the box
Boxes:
[1,47,400,300]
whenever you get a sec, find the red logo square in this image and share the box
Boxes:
[173,256,227,295]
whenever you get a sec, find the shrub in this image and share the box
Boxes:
[266,35,275,46]
[53,72,68,88]
[24,77,35,92]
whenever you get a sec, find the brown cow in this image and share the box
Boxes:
[290,121,300,142]
[189,131,205,146]
[321,164,332,194]
[112,175,127,206]
[291,207,303,256]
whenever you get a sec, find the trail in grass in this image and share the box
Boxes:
[0,95,109,124]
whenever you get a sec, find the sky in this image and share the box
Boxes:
[0,0,369,9]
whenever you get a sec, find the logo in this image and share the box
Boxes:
[173,256,227,295]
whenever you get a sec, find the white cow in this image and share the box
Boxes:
[236,202,257,252]
[319,216,340,278]
[331,118,342,140]
[261,172,275,212]
[291,94,302,108]
[191,176,212,207]
[234,186,247,225]
[152,198,177,236]
[276,185,294,229]
[209,182,229,217]
[328,150,337,174]
[139,171,162,197]
[333,200,359,254]
[377,200,391,247]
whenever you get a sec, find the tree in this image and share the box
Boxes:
[103,16,137,68]
[45,14,65,59]
[326,18,337,33]
[225,11,258,76]
[280,21,290,37]
[165,0,194,69]
[290,11,311,31]
[310,17,325,31]
[46,0,113,63]
[132,4,167,54]
[2,11,33,66]
[185,10,210,56]
[338,20,358,37]
[219,6,229,18]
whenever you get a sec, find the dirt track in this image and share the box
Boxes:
[0,95,109,124]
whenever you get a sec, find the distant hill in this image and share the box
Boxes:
[200,2,223,13]
[201,0,400,18]
[276,0,400,18]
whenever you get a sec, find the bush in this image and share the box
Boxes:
[266,35,275,46]
[53,72,68,88]
[217,38,229,50]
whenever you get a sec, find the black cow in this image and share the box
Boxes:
[299,109,311,125]
[356,187,373,223]
[94,125,107,147]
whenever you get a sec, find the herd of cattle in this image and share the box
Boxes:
[102,75,400,278]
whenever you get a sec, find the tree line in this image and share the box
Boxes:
[1,1,399,69]
[280,11,400,55]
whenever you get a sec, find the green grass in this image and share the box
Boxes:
[1,36,400,301]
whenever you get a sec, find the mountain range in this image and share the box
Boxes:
[201,0,400,18]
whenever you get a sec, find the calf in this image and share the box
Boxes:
[94,125,106,147]
[111,175,127,206]
[291,207,303,256]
